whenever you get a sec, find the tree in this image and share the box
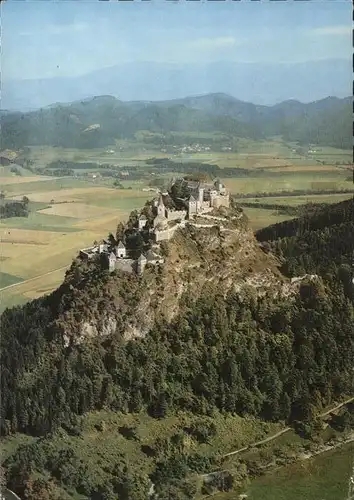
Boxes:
[115,222,125,243]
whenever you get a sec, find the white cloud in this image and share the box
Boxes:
[189,36,237,50]
[311,25,350,36]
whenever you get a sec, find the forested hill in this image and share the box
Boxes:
[1,93,351,149]
[1,201,354,499]
[256,198,354,297]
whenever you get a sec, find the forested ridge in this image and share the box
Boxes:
[1,199,353,499]
[1,94,351,150]
[256,198,354,291]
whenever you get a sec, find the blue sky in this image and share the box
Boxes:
[2,0,352,81]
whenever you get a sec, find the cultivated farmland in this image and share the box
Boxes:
[0,175,155,312]
[0,139,352,310]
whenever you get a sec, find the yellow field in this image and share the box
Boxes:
[0,175,54,185]
[72,211,128,231]
[0,178,152,312]
[11,186,116,203]
[38,202,113,219]
[1,227,52,245]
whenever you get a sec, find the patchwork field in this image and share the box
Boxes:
[0,177,155,312]
[0,140,352,311]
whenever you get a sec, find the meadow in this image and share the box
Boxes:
[0,138,352,311]
[215,443,353,500]
[0,409,283,499]
[242,442,353,500]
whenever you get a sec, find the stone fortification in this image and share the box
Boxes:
[79,176,233,275]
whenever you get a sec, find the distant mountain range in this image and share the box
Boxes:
[2,59,351,111]
[1,93,351,150]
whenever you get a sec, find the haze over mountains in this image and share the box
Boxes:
[2,59,351,111]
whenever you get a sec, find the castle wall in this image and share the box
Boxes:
[99,244,108,253]
[188,201,198,216]
[108,258,116,272]
[137,260,146,275]
[115,259,135,274]
[211,194,230,209]
[198,214,227,221]
[155,225,179,242]
[166,209,187,221]
[80,247,99,259]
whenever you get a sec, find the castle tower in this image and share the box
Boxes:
[137,253,147,275]
[188,195,197,217]
[116,241,126,259]
[108,252,117,272]
[209,189,218,208]
[198,187,204,212]
[157,194,166,218]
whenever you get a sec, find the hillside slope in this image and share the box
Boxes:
[0,96,262,150]
[1,200,353,499]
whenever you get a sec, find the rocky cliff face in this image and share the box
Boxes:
[54,220,297,347]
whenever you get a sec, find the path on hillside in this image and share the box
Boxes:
[0,265,70,292]
[223,396,354,458]
[201,397,354,482]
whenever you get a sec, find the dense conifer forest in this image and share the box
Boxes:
[1,198,353,499]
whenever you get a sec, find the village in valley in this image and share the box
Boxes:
[79,177,234,275]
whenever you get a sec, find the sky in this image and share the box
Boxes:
[2,0,352,81]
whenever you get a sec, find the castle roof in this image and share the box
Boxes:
[109,251,116,260]
[158,194,165,206]
[138,253,147,262]
[189,195,196,202]
[117,241,125,249]
[139,214,147,220]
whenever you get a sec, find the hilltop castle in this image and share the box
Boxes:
[79,177,230,274]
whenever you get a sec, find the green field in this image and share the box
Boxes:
[0,272,24,289]
[239,207,295,231]
[243,442,354,500]
[1,212,82,232]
